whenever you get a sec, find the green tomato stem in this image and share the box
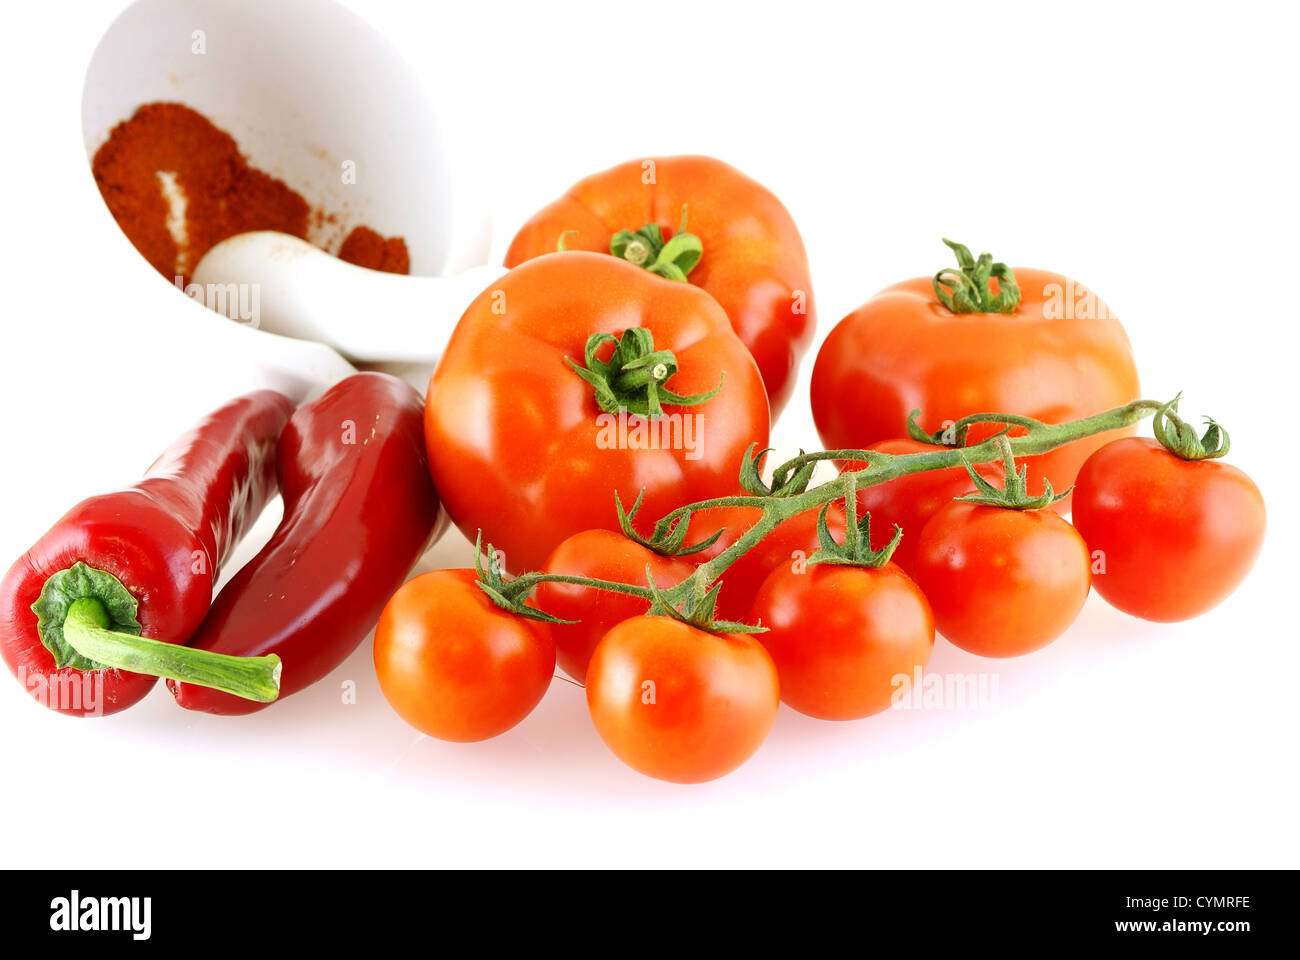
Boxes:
[511,398,1163,625]
[506,572,654,601]
[932,238,1021,314]
[567,328,722,418]
[609,205,702,282]
[659,398,1162,607]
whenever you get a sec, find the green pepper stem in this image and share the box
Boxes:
[62,599,281,703]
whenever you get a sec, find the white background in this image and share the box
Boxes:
[1,0,1296,868]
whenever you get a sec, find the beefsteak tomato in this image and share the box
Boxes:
[426,252,770,573]
[505,156,815,419]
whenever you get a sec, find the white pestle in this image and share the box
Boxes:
[191,231,506,364]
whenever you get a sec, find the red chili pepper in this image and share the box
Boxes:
[170,373,447,715]
[0,391,295,716]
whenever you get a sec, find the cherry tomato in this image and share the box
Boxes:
[535,529,695,682]
[811,261,1140,511]
[851,439,1004,577]
[913,502,1091,657]
[686,502,848,622]
[1071,437,1265,621]
[373,569,555,742]
[506,155,815,419]
[426,252,770,573]
[749,562,934,720]
[586,616,778,783]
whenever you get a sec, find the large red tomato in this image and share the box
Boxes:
[505,156,815,419]
[811,245,1139,510]
[426,252,770,573]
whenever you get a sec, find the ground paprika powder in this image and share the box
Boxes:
[92,102,409,285]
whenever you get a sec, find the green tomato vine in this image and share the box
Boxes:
[476,397,1171,632]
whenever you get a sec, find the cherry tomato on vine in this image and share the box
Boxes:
[685,502,848,622]
[426,252,770,573]
[1071,437,1265,622]
[586,616,778,783]
[535,529,695,682]
[850,439,1004,577]
[811,240,1140,510]
[373,569,555,742]
[913,502,1092,657]
[749,562,934,720]
[505,155,815,419]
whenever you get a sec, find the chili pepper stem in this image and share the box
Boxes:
[62,599,281,703]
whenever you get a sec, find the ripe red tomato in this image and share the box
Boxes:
[373,569,555,742]
[505,155,815,419]
[1071,438,1266,621]
[685,502,848,622]
[426,252,770,573]
[913,502,1092,657]
[851,439,1004,577]
[586,616,778,783]
[811,263,1139,510]
[749,562,934,720]
[535,529,695,682]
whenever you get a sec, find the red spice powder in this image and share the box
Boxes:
[338,226,410,274]
[91,102,409,285]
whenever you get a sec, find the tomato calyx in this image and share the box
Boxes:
[473,533,578,625]
[956,435,1069,510]
[644,567,767,636]
[1152,393,1231,461]
[614,489,724,558]
[932,238,1021,315]
[609,205,703,282]
[739,444,817,498]
[473,531,665,624]
[566,327,724,418]
[807,475,902,568]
